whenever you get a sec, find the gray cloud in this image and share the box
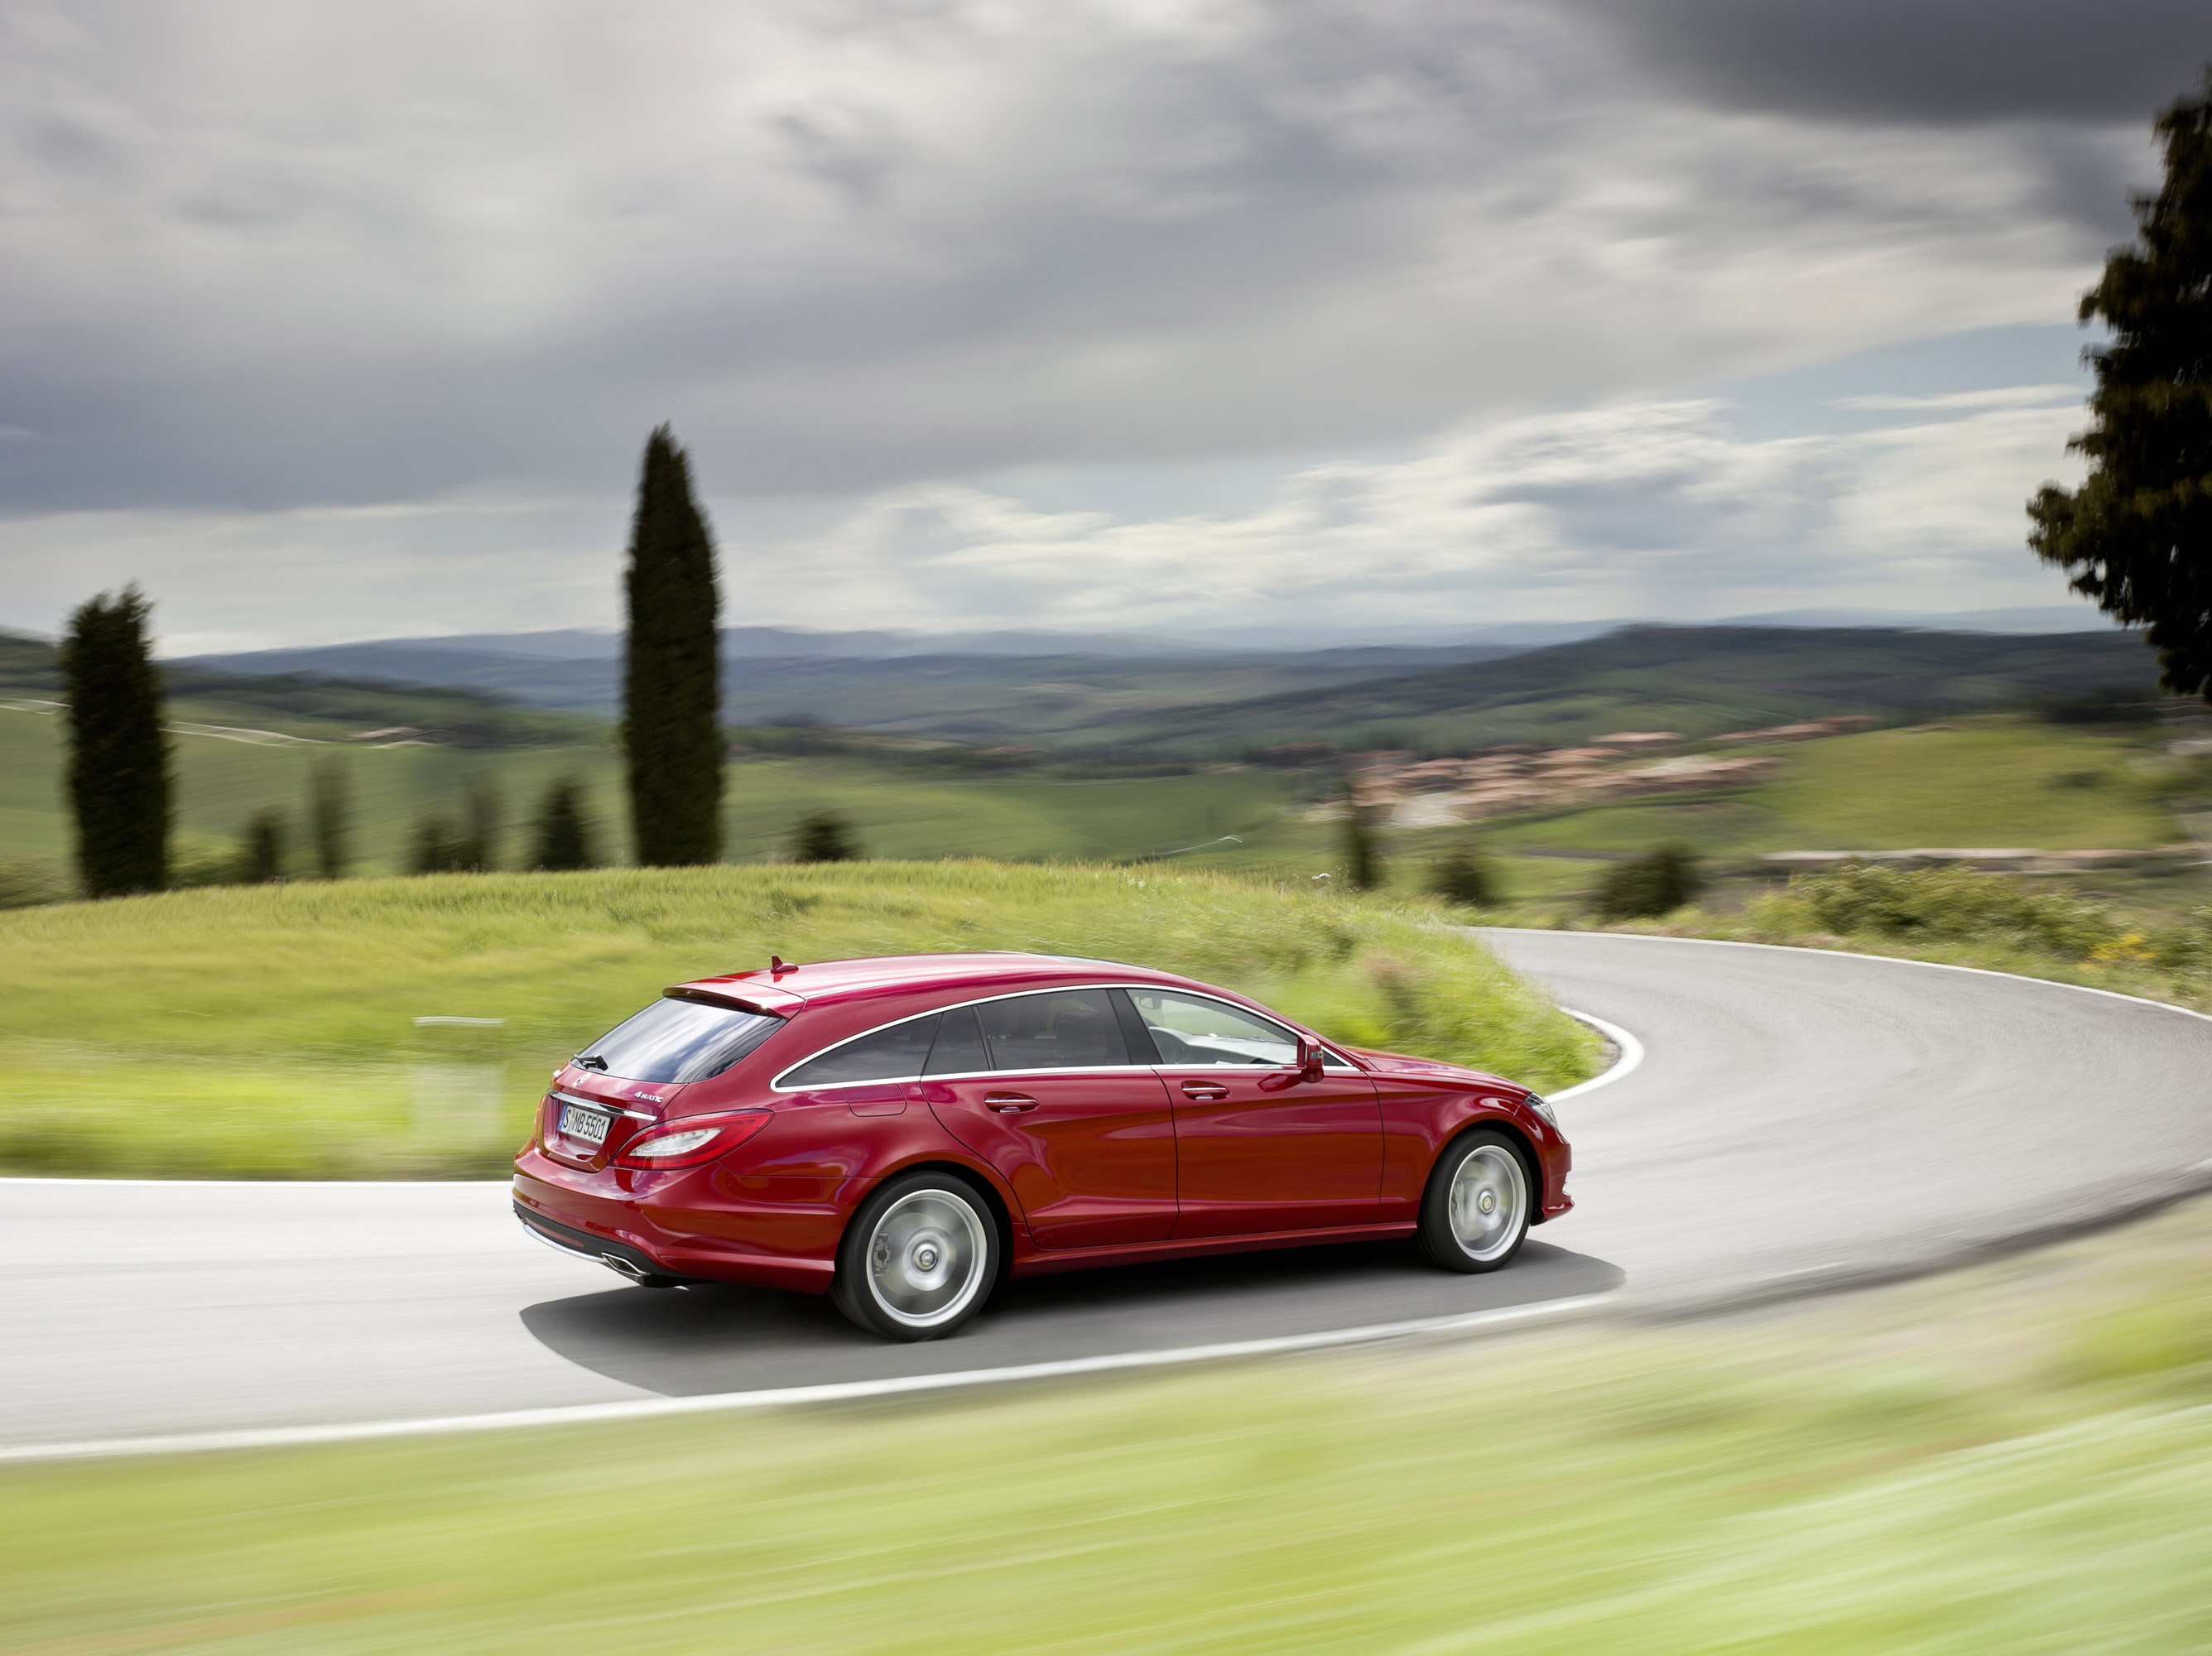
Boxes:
[0,0,2150,530]
[1572,0,2209,126]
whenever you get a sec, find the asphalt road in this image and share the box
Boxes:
[6,933,2210,1448]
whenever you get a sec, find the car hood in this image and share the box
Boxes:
[1349,1048,1516,1090]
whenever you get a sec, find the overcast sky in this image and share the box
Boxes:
[0,0,2200,651]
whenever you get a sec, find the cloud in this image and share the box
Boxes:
[0,0,2154,526]
[2,388,2084,652]
[1569,0,2210,126]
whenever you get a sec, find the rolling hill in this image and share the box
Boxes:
[1099,625,2169,754]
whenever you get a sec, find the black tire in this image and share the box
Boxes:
[831,1171,999,1341]
[1417,1129,1533,1273]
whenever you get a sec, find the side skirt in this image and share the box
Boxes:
[1006,1221,1419,1278]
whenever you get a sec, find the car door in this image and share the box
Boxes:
[922,989,1179,1249]
[1128,986,1382,1238]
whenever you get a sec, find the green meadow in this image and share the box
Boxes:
[0,862,1595,1178]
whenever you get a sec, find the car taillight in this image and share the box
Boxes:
[614,1110,773,1169]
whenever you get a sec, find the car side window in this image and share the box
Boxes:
[782,1013,940,1088]
[975,989,1129,1071]
[1126,989,1301,1068]
[925,1006,991,1075]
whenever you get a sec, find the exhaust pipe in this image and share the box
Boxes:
[600,1252,651,1281]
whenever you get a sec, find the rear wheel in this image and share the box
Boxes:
[832,1172,998,1341]
[1417,1129,1532,1273]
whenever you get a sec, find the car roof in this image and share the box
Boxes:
[672,951,1193,1013]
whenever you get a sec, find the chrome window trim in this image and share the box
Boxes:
[768,983,1356,1093]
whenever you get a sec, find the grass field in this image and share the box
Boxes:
[7,1191,2210,1651]
[1,711,1318,879]
[1477,723,2184,866]
[0,862,1595,1177]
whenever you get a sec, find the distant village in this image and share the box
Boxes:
[1315,716,1877,828]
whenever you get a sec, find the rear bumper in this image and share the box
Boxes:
[512,1150,839,1294]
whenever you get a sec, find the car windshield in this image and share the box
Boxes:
[579,997,782,1084]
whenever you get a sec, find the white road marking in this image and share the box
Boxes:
[1551,1007,1644,1100]
[0,1290,1620,1465]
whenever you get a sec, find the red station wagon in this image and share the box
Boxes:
[512,952,1573,1341]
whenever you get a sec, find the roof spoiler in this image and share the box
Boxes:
[667,981,805,1017]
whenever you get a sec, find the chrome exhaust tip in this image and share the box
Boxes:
[599,1252,651,1281]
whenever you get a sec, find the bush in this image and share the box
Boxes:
[1772,860,2212,971]
[1595,843,1701,920]
[1430,845,1497,909]
[409,813,470,875]
[237,808,287,883]
[788,811,861,864]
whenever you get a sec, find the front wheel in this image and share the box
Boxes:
[1417,1129,1532,1273]
[831,1172,998,1341]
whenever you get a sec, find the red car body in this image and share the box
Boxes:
[512,952,1571,1311]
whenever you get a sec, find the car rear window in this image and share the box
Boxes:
[579,996,783,1085]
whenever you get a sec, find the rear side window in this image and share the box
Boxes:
[925,1007,991,1076]
[580,997,782,1085]
[978,989,1128,1071]
[782,1013,941,1088]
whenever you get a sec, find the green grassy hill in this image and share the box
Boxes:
[1,632,602,748]
[0,710,1312,878]
[1105,626,2166,754]
[0,863,1595,1177]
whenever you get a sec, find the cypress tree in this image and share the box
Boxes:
[531,776,598,871]
[2028,72,2212,699]
[409,812,466,875]
[623,426,724,865]
[60,585,171,897]
[307,757,351,880]
[1340,777,1380,891]
[459,772,503,872]
[238,808,287,883]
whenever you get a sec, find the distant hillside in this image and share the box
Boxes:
[1100,625,2168,754]
[0,633,600,749]
[169,638,1522,733]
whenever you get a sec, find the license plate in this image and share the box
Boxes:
[559,1104,613,1145]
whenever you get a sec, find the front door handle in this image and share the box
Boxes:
[1181,1082,1231,1101]
[986,1093,1039,1113]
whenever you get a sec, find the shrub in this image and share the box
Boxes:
[1430,845,1497,909]
[788,811,861,864]
[1595,843,1702,920]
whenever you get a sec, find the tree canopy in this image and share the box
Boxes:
[2029,72,2212,700]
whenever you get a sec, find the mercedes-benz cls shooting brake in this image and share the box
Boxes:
[513,952,1572,1340]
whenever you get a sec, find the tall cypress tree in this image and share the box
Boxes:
[623,426,724,865]
[307,757,352,880]
[2028,72,2212,699]
[60,585,171,897]
[531,775,598,871]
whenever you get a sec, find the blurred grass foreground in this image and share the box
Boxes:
[0,861,1597,1179]
[7,1191,2212,1651]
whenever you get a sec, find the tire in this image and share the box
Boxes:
[1417,1129,1532,1273]
[831,1172,999,1341]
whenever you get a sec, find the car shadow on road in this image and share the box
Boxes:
[519,1236,1626,1397]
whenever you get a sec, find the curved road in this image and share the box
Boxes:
[5,932,2210,1450]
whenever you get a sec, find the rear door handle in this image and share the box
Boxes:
[1181,1082,1231,1101]
[986,1093,1039,1113]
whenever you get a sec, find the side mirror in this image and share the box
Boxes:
[1296,1037,1325,1084]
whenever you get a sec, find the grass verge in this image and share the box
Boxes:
[0,862,1596,1179]
[7,1197,2212,1652]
